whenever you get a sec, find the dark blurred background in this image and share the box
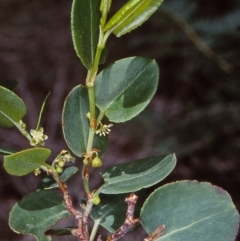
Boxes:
[0,0,240,240]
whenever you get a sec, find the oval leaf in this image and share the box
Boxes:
[71,0,101,69]
[9,190,70,241]
[4,148,51,176]
[140,181,240,241]
[95,57,159,123]
[0,86,26,128]
[62,85,108,157]
[100,154,176,194]
[104,0,164,37]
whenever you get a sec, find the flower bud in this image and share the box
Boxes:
[93,195,100,205]
[58,160,65,167]
[91,156,102,168]
[56,165,63,173]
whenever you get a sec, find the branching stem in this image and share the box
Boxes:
[52,173,89,240]
[107,194,140,241]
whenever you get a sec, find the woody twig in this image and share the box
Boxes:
[107,193,140,241]
[55,173,88,240]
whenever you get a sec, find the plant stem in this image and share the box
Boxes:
[90,220,101,241]
[88,86,96,121]
[87,45,104,87]
[86,129,96,154]
[82,19,113,239]
[97,110,105,123]
[87,84,97,154]
[82,162,91,196]
[14,121,32,142]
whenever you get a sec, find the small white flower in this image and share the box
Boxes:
[30,127,48,146]
[96,122,113,136]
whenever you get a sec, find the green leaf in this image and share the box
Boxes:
[0,147,16,155]
[100,154,176,194]
[37,166,78,190]
[62,85,108,157]
[95,57,159,123]
[0,86,26,128]
[140,181,240,241]
[36,92,51,130]
[4,148,51,176]
[104,0,164,37]
[0,80,19,90]
[71,0,101,69]
[91,191,147,232]
[9,190,70,241]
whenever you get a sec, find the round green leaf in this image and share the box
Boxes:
[95,57,159,123]
[62,85,108,157]
[100,154,176,194]
[104,0,164,37]
[140,181,240,241]
[3,148,51,176]
[9,190,70,241]
[0,86,26,128]
[71,0,101,69]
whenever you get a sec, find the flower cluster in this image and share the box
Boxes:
[54,150,75,173]
[95,122,113,136]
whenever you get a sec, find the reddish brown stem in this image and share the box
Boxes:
[57,177,88,240]
[107,193,140,241]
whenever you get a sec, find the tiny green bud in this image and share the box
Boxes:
[19,120,26,130]
[91,156,102,168]
[93,195,100,205]
[22,130,28,135]
[55,165,63,173]
[86,112,90,119]
[34,168,41,176]
[58,160,65,167]
[83,158,88,165]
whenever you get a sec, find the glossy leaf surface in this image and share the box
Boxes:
[141,181,240,241]
[0,86,26,128]
[62,85,107,157]
[104,0,164,37]
[91,191,147,232]
[71,0,101,69]
[4,148,51,176]
[100,154,176,194]
[37,166,78,190]
[9,190,70,241]
[95,57,159,123]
